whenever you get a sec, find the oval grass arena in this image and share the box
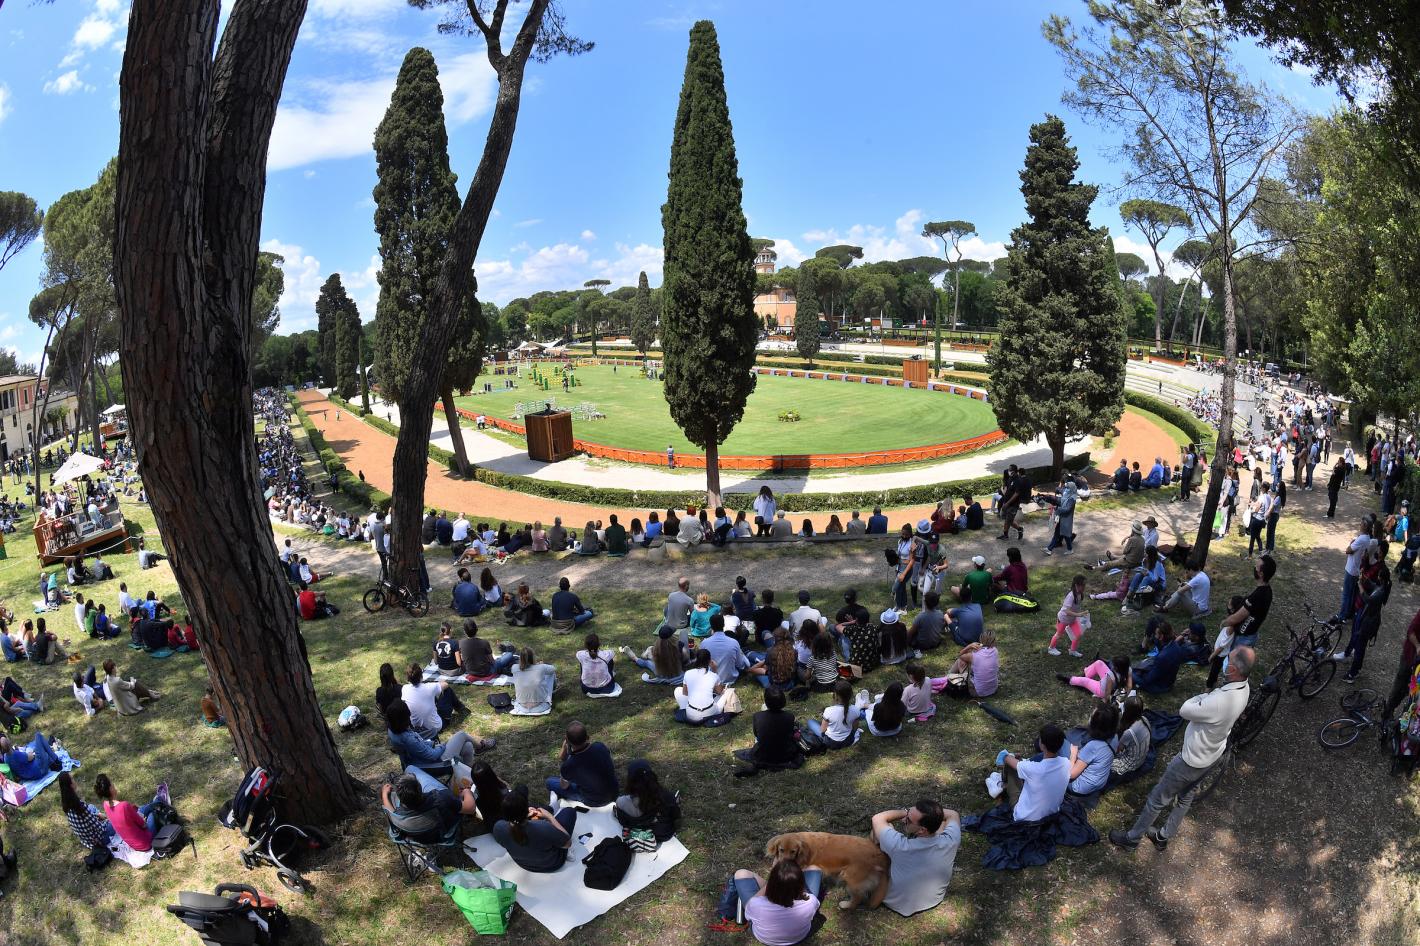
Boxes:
[456,364,1001,458]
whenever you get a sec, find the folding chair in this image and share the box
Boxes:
[384,810,464,883]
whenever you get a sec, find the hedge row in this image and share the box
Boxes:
[1123,390,1215,447]
[562,346,959,375]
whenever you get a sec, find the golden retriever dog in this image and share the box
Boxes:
[765,831,890,910]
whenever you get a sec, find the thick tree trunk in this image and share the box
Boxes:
[705,440,722,509]
[115,0,357,824]
[441,385,472,477]
[388,0,551,584]
[1189,248,1239,570]
[1047,428,1066,481]
[1149,248,1167,351]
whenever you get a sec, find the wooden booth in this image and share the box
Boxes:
[525,408,575,463]
[901,358,929,384]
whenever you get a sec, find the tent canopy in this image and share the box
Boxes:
[51,451,105,485]
[101,403,126,416]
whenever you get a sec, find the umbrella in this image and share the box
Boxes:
[51,451,105,485]
[974,701,1018,726]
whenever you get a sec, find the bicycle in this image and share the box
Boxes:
[1317,688,1389,750]
[1230,612,1339,749]
[1300,601,1347,661]
[363,567,429,618]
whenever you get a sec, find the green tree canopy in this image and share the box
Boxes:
[0,191,44,273]
[988,115,1128,475]
[1115,251,1148,280]
[814,244,863,268]
[660,20,758,505]
[629,270,656,354]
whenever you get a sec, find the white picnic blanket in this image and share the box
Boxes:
[420,661,512,686]
[462,802,688,939]
[110,836,154,869]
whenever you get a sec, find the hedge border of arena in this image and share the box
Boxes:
[292,397,393,512]
[563,346,960,376]
[1123,390,1215,447]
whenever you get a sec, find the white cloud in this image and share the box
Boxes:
[580,229,596,241]
[303,169,317,179]
[73,14,117,50]
[799,209,1006,278]
[342,253,383,325]
[0,324,19,343]
[96,0,123,14]
[513,218,543,229]
[267,51,495,171]
[1110,234,1198,280]
[472,241,665,302]
[311,0,402,19]
[261,238,327,333]
[764,237,806,268]
[0,85,10,124]
[44,71,93,96]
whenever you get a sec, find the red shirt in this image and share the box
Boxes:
[298,590,317,620]
[995,561,1030,594]
[104,799,153,852]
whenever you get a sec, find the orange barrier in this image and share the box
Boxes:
[455,366,1004,470]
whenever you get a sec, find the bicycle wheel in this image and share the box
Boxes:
[1341,687,1379,712]
[1318,717,1362,749]
[362,587,387,614]
[404,591,429,618]
[1298,658,1337,699]
[1194,754,1229,803]
[1233,688,1280,749]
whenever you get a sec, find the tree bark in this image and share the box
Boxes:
[115,0,358,824]
[705,439,722,509]
[1047,427,1066,481]
[388,0,551,584]
[441,384,472,477]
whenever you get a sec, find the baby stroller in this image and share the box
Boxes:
[218,767,329,894]
[167,883,290,945]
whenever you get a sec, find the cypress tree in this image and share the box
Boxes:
[334,285,362,400]
[315,274,341,386]
[359,334,371,413]
[372,47,482,476]
[630,270,657,355]
[661,20,758,505]
[794,268,821,363]
[987,115,1127,476]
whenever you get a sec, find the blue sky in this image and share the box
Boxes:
[0,0,1338,366]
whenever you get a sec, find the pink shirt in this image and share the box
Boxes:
[104,799,153,851]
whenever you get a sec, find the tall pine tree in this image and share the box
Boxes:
[372,47,483,477]
[794,267,821,363]
[987,115,1127,476]
[661,20,758,505]
[630,270,656,355]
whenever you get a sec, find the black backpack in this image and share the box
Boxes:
[0,704,25,735]
[581,837,633,890]
[84,843,113,872]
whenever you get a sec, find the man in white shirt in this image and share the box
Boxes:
[788,590,825,636]
[1001,724,1070,822]
[1111,647,1254,850]
[845,510,867,535]
[769,511,793,540]
[871,800,961,916]
[451,513,470,544]
[1335,522,1370,622]
[118,582,137,615]
[1157,563,1211,617]
[73,593,88,635]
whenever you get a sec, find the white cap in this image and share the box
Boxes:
[971,555,986,567]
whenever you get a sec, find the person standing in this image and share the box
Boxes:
[1176,444,1196,503]
[1337,543,1391,683]
[1245,489,1271,557]
[1042,477,1078,555]
[1109,647,1254,850]
[666,445,675,469]
[1264,483,1284,555]
[1336,524,1371,624]
[1305,439,1319,490]
[1326,457,1346,519]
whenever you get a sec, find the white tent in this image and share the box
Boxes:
[101,403,126,416]
[51,451,105,485]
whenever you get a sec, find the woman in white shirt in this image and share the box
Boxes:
[674,649,725,722]
[576,632,617,695]
[401,663,451,737]
[752,486,776,537]
[807,679,861,748]
[511,647,557,714]
[479,568,502,607]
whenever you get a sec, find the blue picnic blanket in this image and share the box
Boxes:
[962,794,1099,870]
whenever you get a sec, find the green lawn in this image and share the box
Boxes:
[456,364,1000,455]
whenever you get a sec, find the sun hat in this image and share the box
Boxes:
[879,609,900,625]
[1131,521,1143,535]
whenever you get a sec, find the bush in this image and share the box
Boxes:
[1123,391,1215,446]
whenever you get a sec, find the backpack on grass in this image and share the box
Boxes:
[582,837,633,890]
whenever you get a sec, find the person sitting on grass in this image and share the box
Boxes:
[807,679,862,748]
[1110,695,1151,782]
[27,617,68,665]
[1057,654,1133,701]
[1132,620,1191,694]
[1156,562,1211,618]
[948,588,986,647]
[0,731,64,779]
[623,625,688,685]
[511,647,557,715]
[735,686,801,771]
[461,619,520,678]
[939,629,1000,698]
[689,593,722,641]
[382,769,477,844]
[576,632,618,696]
[59,770,114,852]
[102,659,161,715]
[721,857,823,942]
[548,720,619,806]
[201,686,225,727]
[296,581,338,620]
[469,759,509,828]
[551,577,595,627]
[675,649,728,723]
[375,663,402,718]
[901,662,937,720]
[493,784,577,873]
[995,724,1070,822]
[1121,547,1167,615]
[754,627,800,691]
[71,668,105,717]
[992,546,1030,596]
[503,583,547,629]
[2,672,41,719]
[166,614,198,651]
[432,622,463,678]
[614,759,681,841]
[856,681,907,737]
[603,514,629,556]
[384,698,492,773]
[452,568,486,617]
[94,774,168,854]
[1066,704,1118,797]
[804,631,841,693]
[955,555,993,605]
[477,568,503,610]
[870,799,962,918]
[402,662,469,737]
[879,611,911,667]
[908,593,946,653]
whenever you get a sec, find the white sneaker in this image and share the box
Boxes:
[1069,650,1083,658]
[985,771,1004,798]
[1047,647,1062,656]
[1331,652,1346,661]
